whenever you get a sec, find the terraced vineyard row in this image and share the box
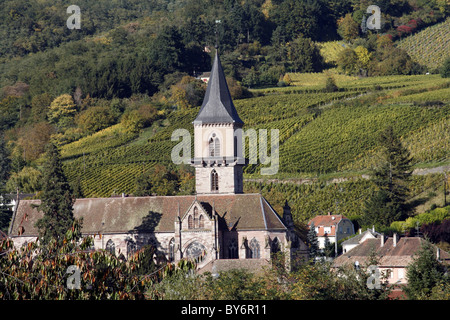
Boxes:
[397,18,450,70]
[61,73,450,196]
[280,100,450,174]
[244,173,444,224]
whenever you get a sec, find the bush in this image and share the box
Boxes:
[76,106,116,134]
[440,57,450,78]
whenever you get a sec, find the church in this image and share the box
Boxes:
[8,50,308,272]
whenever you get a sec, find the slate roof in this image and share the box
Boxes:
[9,193,287,237]
[333,237,450,267]
[193,50,243,125]
[342,229,382,246]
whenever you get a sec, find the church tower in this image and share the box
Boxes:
[192,50,245,194]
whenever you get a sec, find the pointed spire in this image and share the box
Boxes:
[193,49,243,125]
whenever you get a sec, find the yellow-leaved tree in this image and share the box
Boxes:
[47,94,77,129]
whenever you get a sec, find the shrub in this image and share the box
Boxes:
[440,56,450,78]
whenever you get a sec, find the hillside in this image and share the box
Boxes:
[1,0,449,231]
[397,18,450,70]
[57,74,450,221]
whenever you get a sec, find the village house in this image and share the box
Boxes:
[8,50,308,273]
[333,234,450,286]
[341,227,383,254]
[308,213,355,250]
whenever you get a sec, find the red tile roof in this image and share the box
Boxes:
[308,214,347,236]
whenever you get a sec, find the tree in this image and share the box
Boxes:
[76,106,115,134]
[363,126,413,227]
[0,219,197,300]
[354,45,372,74]
[324,76,338,92]
[35,143,76,245]
[120,110,144,134]
[307,221,319,260]
[441,56,450,78]
[337,13,359,42]
[5,166,42,194]
[0,134,11,232]
[404,240,447,300]
[17,122,54,161]
[134,164,180,197]
[337,48,359,75]
[47,94,78,130]
[287,36,324,72]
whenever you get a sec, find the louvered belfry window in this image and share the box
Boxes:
[211,169,219,191]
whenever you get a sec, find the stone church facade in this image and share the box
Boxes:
[9,50,308,272]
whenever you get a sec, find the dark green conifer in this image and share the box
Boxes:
[35,143,76,245]
[364,126,412,227]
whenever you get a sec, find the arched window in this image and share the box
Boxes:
[211,169,219,192]
[198,215,204,228]
[271,237,280,254]
[106,239,115,256]
[169,238,175,262]
[127,239,137,259]
[209,133,220,157]
[228,238,238,259]
[249,238,260,259]
[188,215,194,229]
[193,207,199,228]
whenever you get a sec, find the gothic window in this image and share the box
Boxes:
[106,239,115,256]
[188,215,194,229]
[249,238,260,259]
[211,169,219,192]
[185,241,207,261]
[209,133,220,157]
[193,207,198,228]
[127,239,137,259]
[198,214,204,228]
[271,237,280,254]
[228,238,238,259]
[169,238,175,262]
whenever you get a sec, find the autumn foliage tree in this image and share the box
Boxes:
[47,94,78,130]
[0,219,197,299]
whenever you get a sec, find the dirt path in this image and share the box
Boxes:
[245,165,450,185]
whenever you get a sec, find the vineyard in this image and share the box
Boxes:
[397,17,450,70]
[244,173,445,226]
[60,73,450,201]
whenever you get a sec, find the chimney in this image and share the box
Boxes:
[380,234,385,247]
[372,225,375,232]
[393,233,398,247]
[437,248,441,261]
[359,228,362,234]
